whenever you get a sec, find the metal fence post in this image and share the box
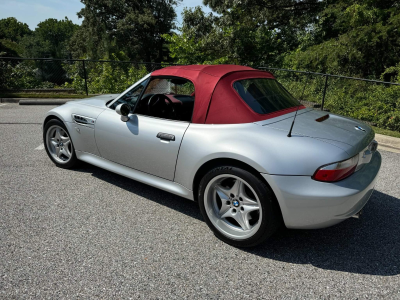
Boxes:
[40,59,45,82]
[321,75,329,111]
[82,60,88,96]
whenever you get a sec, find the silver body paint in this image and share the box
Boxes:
[43,76,381,229]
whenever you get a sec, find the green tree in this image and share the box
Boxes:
[21,17,78,58]
[204,0,321,30]
[284,1,400,77]
[164,6,280,66]
[163,7,225,64]
[70,0,179,62]
[0,17,31,42]
[0,39,24,57]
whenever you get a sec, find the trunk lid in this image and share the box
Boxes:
[256,109,375,156]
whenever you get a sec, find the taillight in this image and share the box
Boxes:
[313,154,359,182]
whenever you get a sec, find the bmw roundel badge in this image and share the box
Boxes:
[355,126,366,132]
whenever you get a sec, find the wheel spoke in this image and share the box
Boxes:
[240,195,258,206]
[55,146,61,157]
[60,135,70,143]
[232,210,251,231]
[215,184,230,201]
[219,203,231,218]
[60,147,70,158]
[241,204,259,213]
[55,128,61,141]
[65,146,72,157]
[228,179,244,197]
[238,182,258,206]
[50,138,58,148]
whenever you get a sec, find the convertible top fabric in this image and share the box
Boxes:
[151,65,304,124]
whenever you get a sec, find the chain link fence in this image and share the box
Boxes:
[0,57,177,96]
[1,58,399,131]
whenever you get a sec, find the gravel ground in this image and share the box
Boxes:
[0,103,399,299]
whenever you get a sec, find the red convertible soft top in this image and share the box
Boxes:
[152,65,302,124]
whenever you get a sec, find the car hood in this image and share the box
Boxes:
[72,94,120,108]
[255,108,375,156]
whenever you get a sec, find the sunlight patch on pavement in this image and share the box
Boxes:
[35,144,45,150]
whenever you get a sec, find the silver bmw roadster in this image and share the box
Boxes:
[43,65,381,247]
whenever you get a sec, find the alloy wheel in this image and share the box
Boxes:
[204,174,262,240]
[46,125,73,164]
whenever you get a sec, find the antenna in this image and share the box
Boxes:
[288,71,310,138]
[287,105,300,137]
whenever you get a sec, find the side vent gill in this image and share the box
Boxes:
[72,114,96,126]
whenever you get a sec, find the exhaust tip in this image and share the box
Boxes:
[352,210,363,219]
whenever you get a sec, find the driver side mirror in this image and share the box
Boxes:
[115,103,131,122]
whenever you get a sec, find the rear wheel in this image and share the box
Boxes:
[43,119,79,169]
[198,166,281,247]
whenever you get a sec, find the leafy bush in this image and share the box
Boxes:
[1,52,150,93]
[0,60,41,89]
[63,54,149,94]
[277,72,400,132]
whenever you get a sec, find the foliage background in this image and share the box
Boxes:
[0,0,399,131]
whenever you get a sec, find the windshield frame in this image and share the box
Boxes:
[107,73,151,109]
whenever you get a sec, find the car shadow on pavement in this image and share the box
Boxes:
[75,164,399,276]
[245,190,400,276]
[75,163,204,221]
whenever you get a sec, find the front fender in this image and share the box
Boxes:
[43,102,106,156]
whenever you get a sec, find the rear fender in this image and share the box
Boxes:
[174,123,350,190]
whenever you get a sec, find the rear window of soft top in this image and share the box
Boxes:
[233,78,300,114]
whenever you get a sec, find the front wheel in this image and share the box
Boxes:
[43,119,79,169]
[198,166,281,247]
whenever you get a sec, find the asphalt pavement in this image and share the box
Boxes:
[1,103,399,299]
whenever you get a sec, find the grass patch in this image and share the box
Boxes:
[372,126,400,139]
[0,93,94,99]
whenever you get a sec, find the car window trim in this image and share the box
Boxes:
[132,75,195,123]
[107,73,151,109]
[131,76,152,114]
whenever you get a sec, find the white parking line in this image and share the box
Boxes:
[0,104,8,107]
[35,144,45,150]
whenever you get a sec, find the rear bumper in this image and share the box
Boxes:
[262,151,382,229]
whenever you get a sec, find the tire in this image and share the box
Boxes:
[198,165,282,247]
[43,119,79,169]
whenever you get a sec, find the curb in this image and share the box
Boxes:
[0,98,21,103]
[0,98,77,105]
[375,133,400,153]
[19,99,72,105]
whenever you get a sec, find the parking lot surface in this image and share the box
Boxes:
[1,103,399,299]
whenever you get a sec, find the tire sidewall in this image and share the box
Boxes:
[198,166,280,247]
[43,119,78,169]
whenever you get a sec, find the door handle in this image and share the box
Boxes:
[157,132,175,141]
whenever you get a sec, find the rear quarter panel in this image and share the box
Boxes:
[174,123,351,190]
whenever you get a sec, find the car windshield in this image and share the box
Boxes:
[233,78,300,114]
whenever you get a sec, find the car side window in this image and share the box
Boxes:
[109,78,149,110]
[134,77,195,122]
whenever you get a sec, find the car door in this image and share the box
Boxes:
[94,109,189,181]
